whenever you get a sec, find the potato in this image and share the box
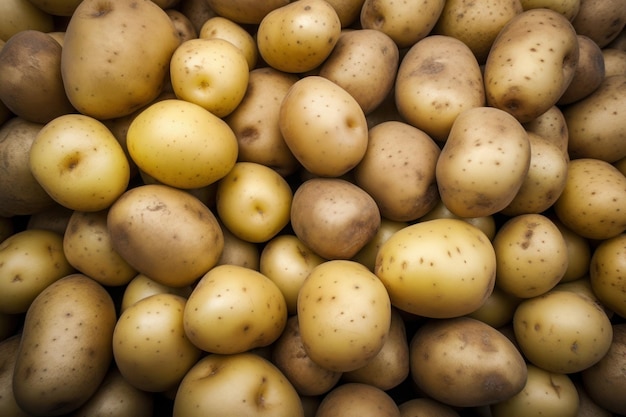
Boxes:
[435,106,531,218]
[112,293,201,392]
[13,274,116,416]
[68,367,154,417]
[315,383,400,417]
[493,214,569,298]
[553,277,613,318]
[395,35,485,142]
[257,0,341,73]
[324,0,366,27]
[0,30,75,124]
[433,0,523,64]
[61,0,181,119]
[259,234,325,315]
[602,48,626,77]
[0,117,56,217]
[581,324,626,415]
[352,218,408,272]
[173,352,304,417]
[571,0,626,48]
[409,317,527,408]
[166,9,197,44]
[418,200,497,241]
[279,76,368,177]
[183,264,287,354]
[574,382,613,417]
[484,8,579,123]
[225,67,300,177]
[63,209,137,287]
[501,133,569,215]
[467,287,522,329]
[0,335,31,417]
[554,219,591,283]
[558,35,606,105]
[553,158,626,240]
[25,0,83,15]
[522,105,569,156]
[519,0,581,21]
[107,184,224,287]
[399,398,460,417]
[290,178,380,260]
[589,233,626,318]
[178,0,217,33]
[215,222,260,269]
[490,364,579,417]
[199,16,258,70]
[205,0,288,24]
[26,203,73,235]
[342,308,409,391]
[271,315,342,396]
[0,0,54,42]
[353,121,440,222]
[319,29,399,115]
[216,162,292,243]
[120,273,192,313]
[297,260,391,372]
[0,228,74,314]
[375,218,496,318]
[513,289,613,374]
[562,75,626,162]
[360,0,445,48]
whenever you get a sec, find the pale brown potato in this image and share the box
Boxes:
[315,383,401,417]
[523,105,569,156]
[215,221,260,270]
[351,218,408,272]
[519,0,581,21]
[467,286,522,329]
[0,335,31,417]
[0,0,54,41]
[166,9,198,43]
[206,0,288,24]
[178,0,217,33]
[553,219,591,283]
[589,234,626,318]
[324,0,366,27]
[418,199,497,240]
[28,0,82,16]
[602,48,626,77]
[399,398,460,417]
[558,35,606,105]
[571,0,626,48]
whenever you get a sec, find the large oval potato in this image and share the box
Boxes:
[13,274,116,416]
[395,35,485,142]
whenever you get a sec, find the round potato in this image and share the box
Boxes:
[375,218,496,318]
[557,35,606,105]
[199,16,258,69]
[353,121,440,222]
[409,317,527,408]
[589,234,626,317]
[279,76,369,177]
[513,289,613,374]
[553,158,626,240]
[319,29,399,115]
[183,264,288,354]
[215,223,260,270]
[315,383,400,417]
[352,218,408,272]
[107,184,224,288]
[395,35,485,142]
[571,0,626,48]
[522,105,569,156]
[467,287,522,329]
[297,260,391,372]
[290,178,380,260]
[120,273,192,313]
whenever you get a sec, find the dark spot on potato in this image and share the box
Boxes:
[239,126,260,144]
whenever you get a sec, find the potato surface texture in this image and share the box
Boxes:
[12,274,116,416]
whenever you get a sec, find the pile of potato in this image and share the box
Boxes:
[0,0,625,416]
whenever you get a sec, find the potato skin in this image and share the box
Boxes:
[13,274,116,416]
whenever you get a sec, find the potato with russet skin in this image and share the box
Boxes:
[484,8,579,123]
[409,317,527,408]
[290,178,380,260]
[557,35,605,105]
[0,30,75,124]
[433,0,523,64]
[199,16,258,70]
[279,76,369,177]
[571,0,626,48]
[61,0,181,120]
[315,383,400,417]
[173,352,304,417]
[395,35,485,143]
[435,106,531,218]
[319,29,399,115]
[107,184,224,288]
[553,158,626,240]
[257,0,341,74]
[589,234,626,318]
[13,274,116,416]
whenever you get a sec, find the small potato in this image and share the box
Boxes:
[395,35,485,142]
[375,218,496,318]
[419,200,497,240]
[13,274,117,416]
[360,0,445,48]
[353,121,441,222]
[279,76,368,177]
[319,29,399,115]
[602,48,626,77]
[589,234,626,318]
[571,0,626,48]
[178,0,217,33]
[166,9,198,44]
[324,0,366,27]
[205,0,288,24]
[183,264,288,354]
[562,75,626,162]
[490,364,579,417]
[199,16,257,69]
[120,273,192,313]
[467,287,522,329]
[113,293,202,392]
[352,218,408,272]
[271,315,342,396]
[399,398,460,417]
[523,105,569,156]
[0,229,74,314]
[290,178,380,260]
[315,383,400,417]
[493,214,568,298]
[554,219,591,283]
[513,290,613,374]
[215,223,260,270]
[433,0,523,64]
[557,35,605,105]
[553,158,626,240]
[257,0,341,73]
[409,317,527,408]
[484,8,579,123]
[297,260,391,372]
[435,106,531,218]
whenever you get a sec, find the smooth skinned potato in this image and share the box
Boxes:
[315,382,400,417]
[589,234,626,317]
[205,0,288,24]
[571,0,626,48]
[557,35,605,105]
[0,335,31,417]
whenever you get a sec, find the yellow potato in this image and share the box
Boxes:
[315,383,400,417]
[418,200,497,240]
[522,105,569,156]
[519,0,581,21]
[166,9,198,44]
[324,0,366,27]
[0,0,54,42]
[467,287,522,329]
[205,0,288,24]
[399,398,460,417]
[589,234,626,317]
[554,219,591,283]
[375,218,496,318]
[0,335,31,417]
[352,218,408,272]
[215,223,260,270]
[199,16,258,69]
[603,48,626,77]
[395,35,485,142]
[571,0,626,48]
